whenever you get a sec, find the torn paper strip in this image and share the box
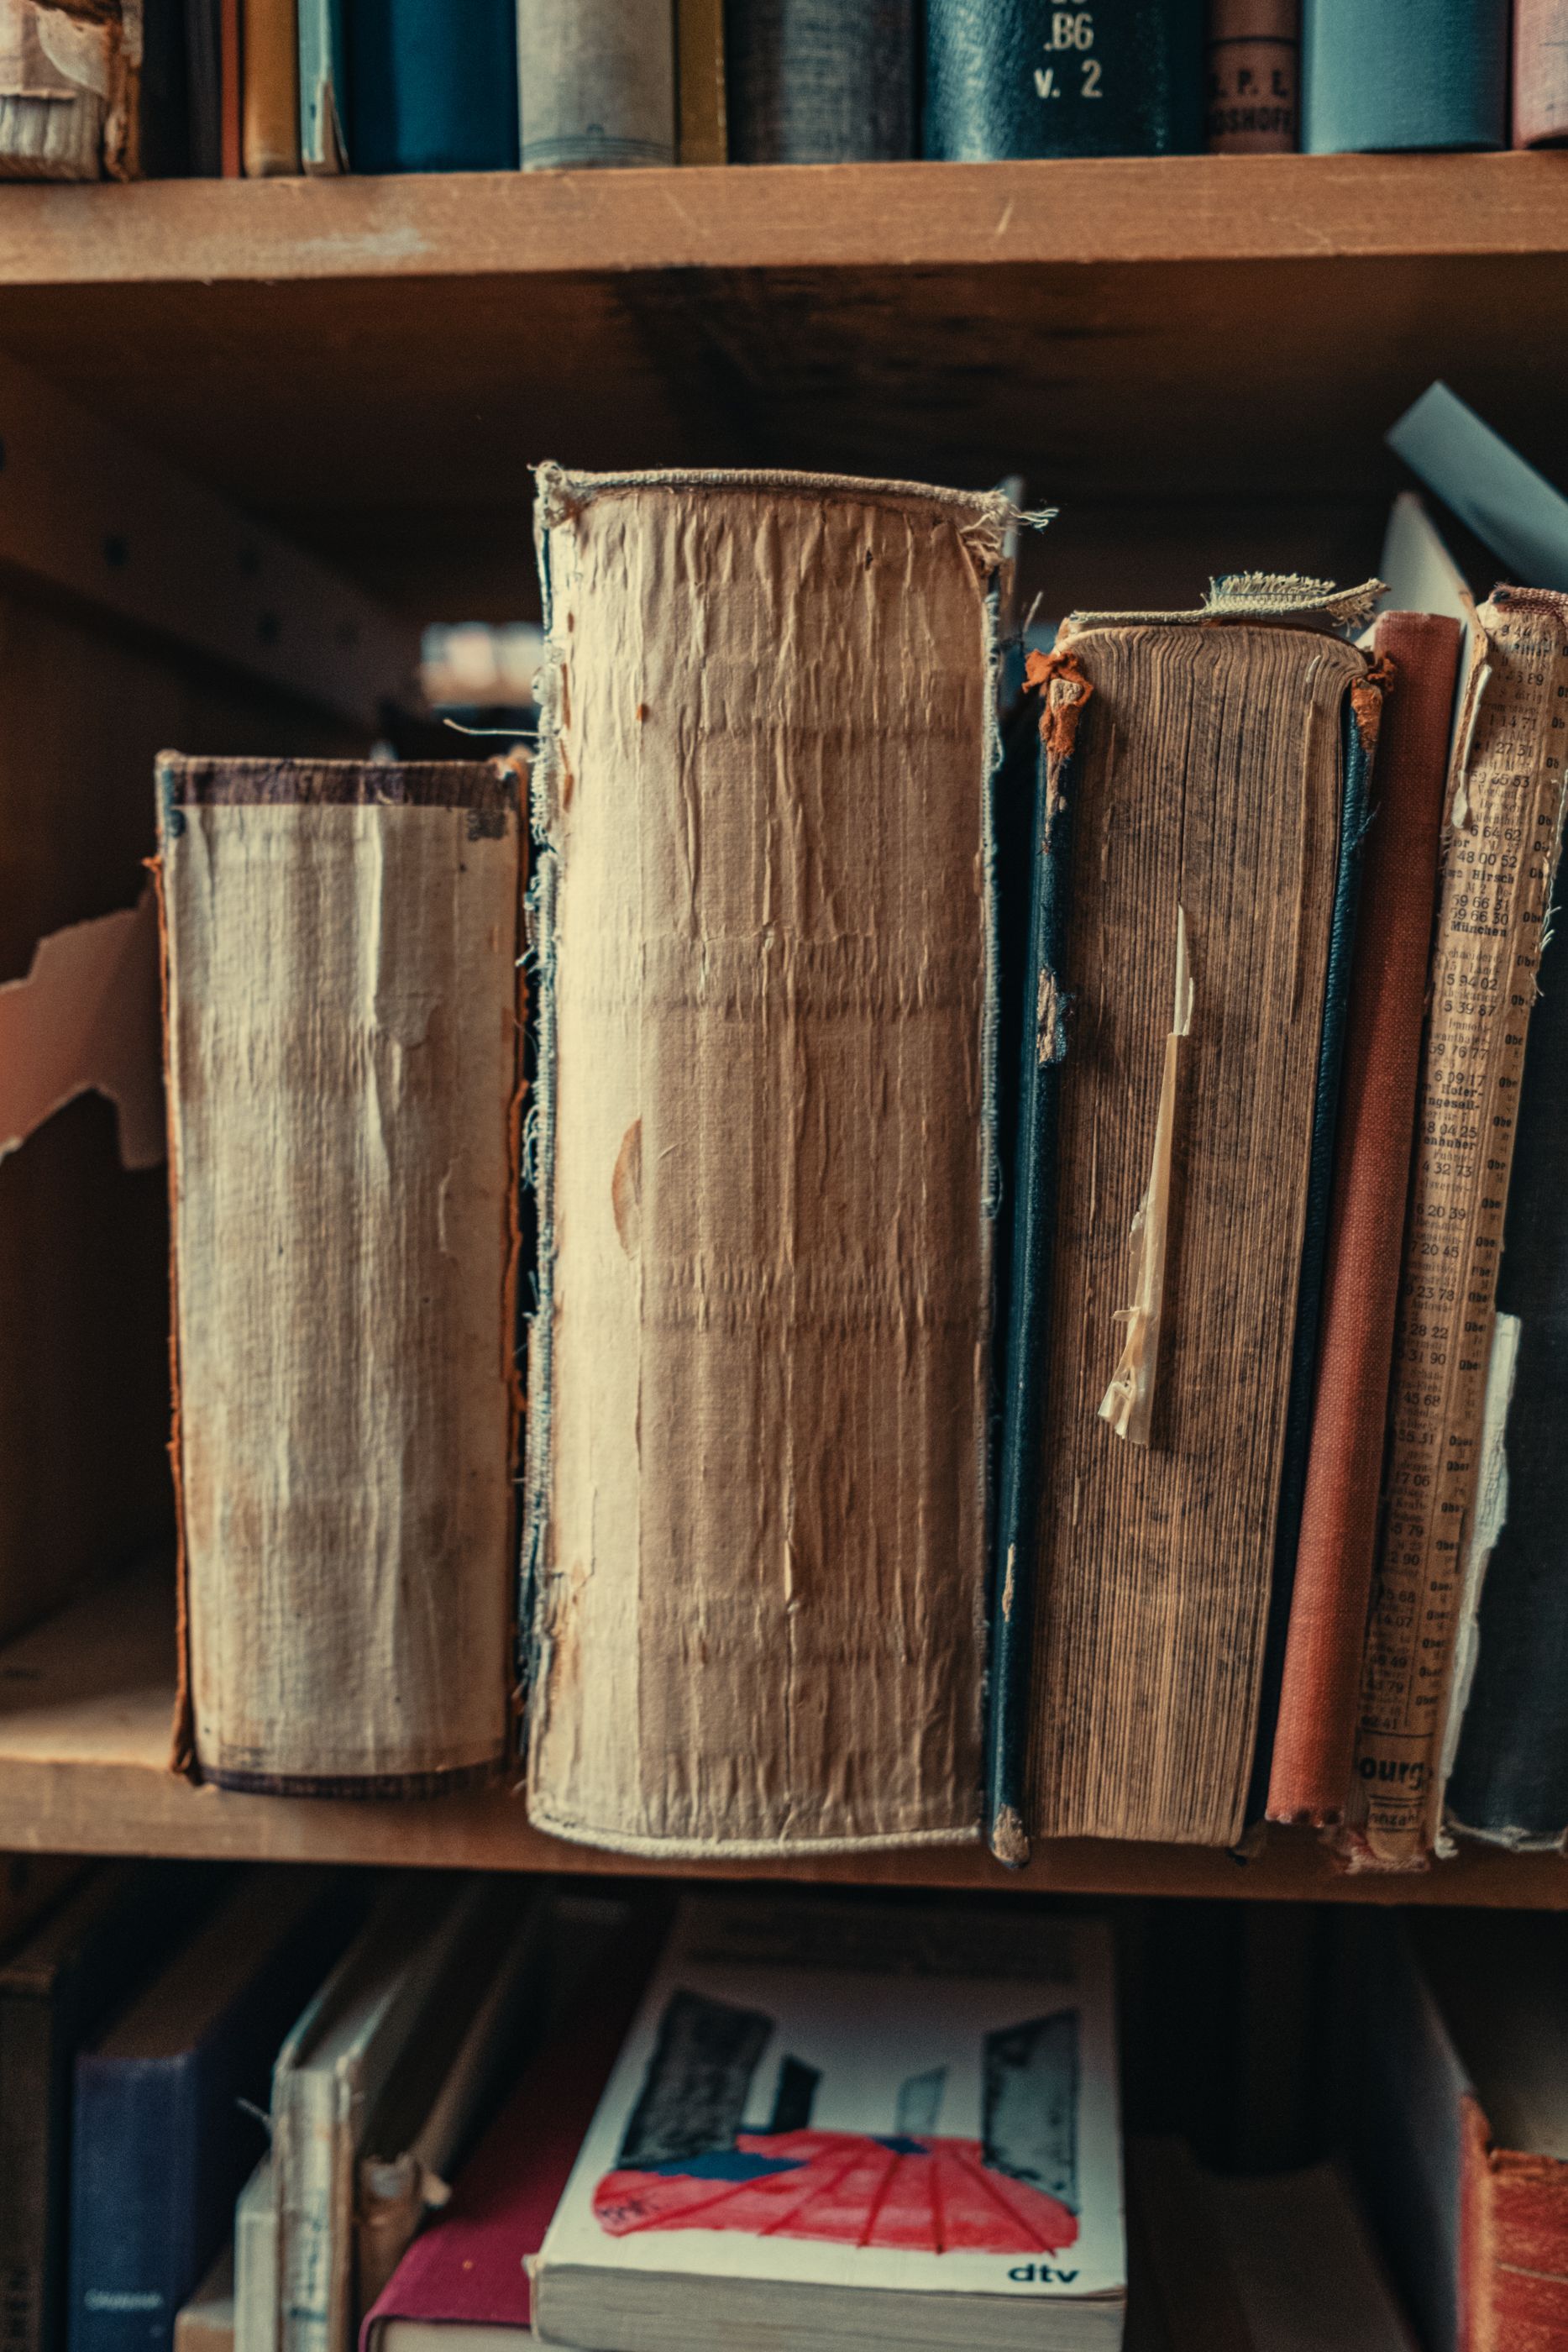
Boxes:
[0,887,164,1169]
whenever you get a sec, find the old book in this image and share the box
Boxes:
[1442,711,1568,1851]
[66,1873,356,2352]
[185,0,222,174]
[532,1897,1125,2352]
[999,577,1382,1853]
[525,466,1015,1857]
[362,1914,658,2352]
[274,1877,535,2352]
[676,0,725,163]
[1341,591,1568,1871]
[1301,0,1508,152]
[924,0,1205,160]
[242,0,301,173]
[1516,0,1568,146]
[297,0,347,169]
[219,0,239,173]
[1344,1913,1568,2352]
[1204,0,1298,151]
[158,756,523,1794]
[723,0,915,163]
[354,1894,546,2313]
[232,2160,275,2352]
[1387,381,1568,598]
[517,0,675,169]
[1263,609,1462,1830]
[1128,2140,1416,2349]
[0,1866,220,2352]
[172,2248,233,2352]
[0,0,148,179]
[349,0,518,171]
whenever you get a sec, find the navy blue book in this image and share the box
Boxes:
[1301,0,1508,152]
[348,0,519,171]
[66,1872,359,2352]
[923,0,1205,160]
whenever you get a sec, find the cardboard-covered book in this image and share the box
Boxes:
[532,1896,1125,2351]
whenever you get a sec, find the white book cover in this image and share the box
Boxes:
[538,1898,1124,2311]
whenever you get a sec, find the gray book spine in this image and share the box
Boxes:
[517,0,678,169]
[724,0,915,162]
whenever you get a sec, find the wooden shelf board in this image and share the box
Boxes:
[0,155,1564,285]
[0,157,1560,619]
[1,1567,1562,1905]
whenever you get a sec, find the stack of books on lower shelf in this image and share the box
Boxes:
[3,1868,1561,2352]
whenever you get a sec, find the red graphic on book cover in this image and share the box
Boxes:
[594,2129,1079,2255]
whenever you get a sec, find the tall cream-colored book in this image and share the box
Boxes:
[525,464,1015,1856]
[158,755,524,1793]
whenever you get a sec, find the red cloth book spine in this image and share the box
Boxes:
[1266,608,1461,1829]
[1514,0,1568,148]
[1460,2091,1568,2352]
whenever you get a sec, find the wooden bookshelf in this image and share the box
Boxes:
[0,154,1560,617]
[0,1566,1560,1905]
[3,154,1566,1902]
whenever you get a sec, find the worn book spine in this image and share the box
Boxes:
[0,1,143,180]
[1265,611,1461,1830]
[517,0,675,169]
[159,758,523,1794]
[186,0,223,175]
[723,0,914,163]
[349,0,517,171]
[1514,0,1568,146]
[1444,681,1568,1851]
[1205,0,1298,151]
[1342,591,1568,1871]
[67,2060,194,2352]
[526,465,1012,1856]
[1301,0,1509,153]
[297,0,348,170]
[242,0,301,173]
[923,0,1205,160]
[1013,578,1380,1850]
[220,0,241,175]
[677,0,725,162]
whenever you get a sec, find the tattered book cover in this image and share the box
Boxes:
[537,1898,1123,2306]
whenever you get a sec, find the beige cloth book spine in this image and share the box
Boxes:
[517,0,677,168]
[158,756,524,1794]
[1024,582,1378,1848]
[525,464,1015,1856]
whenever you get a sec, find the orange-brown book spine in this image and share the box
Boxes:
[1514,0,1568,147]
[1266,608,1461,1828]
[1205,0,1299,151]
[1460,2091,1568,2352]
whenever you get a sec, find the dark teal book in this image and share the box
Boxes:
[66,1873,359,2352]
[725,0,915,161]
[922,0,1206,160]
[1301,0,1508,152]
[348,0,519,171]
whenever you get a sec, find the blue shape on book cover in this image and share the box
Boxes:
[923,0,1205,160]
[349,0,520,172]
[1301,0,1508,153]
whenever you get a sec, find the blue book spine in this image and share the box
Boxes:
[725,0,915,162]
[349,0,520,172]
[922,0,1206,160]
[67,2060,194,2352]
[1301,0,1508,152]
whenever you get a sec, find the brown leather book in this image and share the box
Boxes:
[1266,610,1461,1829]
[1514,0,1568,146]
[242,0,300,176]
[677,0,726,162]
[221,0,243,176]
[1205,0,1299,152]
